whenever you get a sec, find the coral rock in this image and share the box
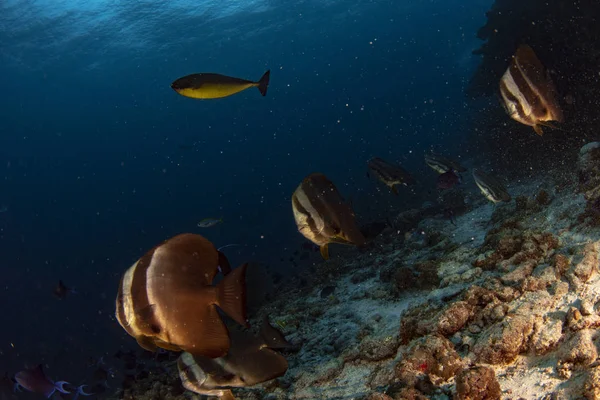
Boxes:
[437,301,475,336]
[473,315,535,364]
[395,335,463,387]
[530,317,564,355]
[584,365,600,400]
[559,329,598,367]
[455,366,501,400]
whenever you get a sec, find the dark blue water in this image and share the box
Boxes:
[0,0,490,386]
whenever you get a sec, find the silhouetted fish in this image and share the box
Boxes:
[473,169,511,203]
[13,365,70,398]
[367,157,415,195]
[115,233,248,358]
[292,173,366,259]
[424,153,466,174]
[171,71,270,99]
[499,44,563,136]
[54,280,76,299]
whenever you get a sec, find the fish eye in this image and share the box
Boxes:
[150,324,161,334]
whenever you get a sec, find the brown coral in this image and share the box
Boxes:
[455,366,501,400]
[394,335,463,387]
[473,315,535,364]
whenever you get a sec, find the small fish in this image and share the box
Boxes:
[13,365,70,398]
[367,157,415,194]
[472,169,511,203]
[292,173,366,260]
[424,153,466,174]
[53,280,76,300]
[177,317,289,400]
[436,170,461,190]
[171,70,270,100]
[197,218,223,228]
[115,234,248,358]
[499,44,563,136]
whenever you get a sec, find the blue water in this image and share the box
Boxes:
[0,0,490,387]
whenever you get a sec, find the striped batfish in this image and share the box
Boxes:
[367,157,416,195]
[472,169,511,203]
[499,44,563,136]
[171,70,270,100]
[424,153,466,174]
[177,317,290,400]
[292,173,366,260]
[115,233,248,359]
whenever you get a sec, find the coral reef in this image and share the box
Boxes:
[108,163,600,400]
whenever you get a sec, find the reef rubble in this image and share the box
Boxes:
[108,148,600,400]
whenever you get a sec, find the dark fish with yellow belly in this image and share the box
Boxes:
[499,45,563,136]
[292,173,366,260]
[115,233,248,359]
[367,157,415,195]
[177,317,290,400]
[171,70,270,100]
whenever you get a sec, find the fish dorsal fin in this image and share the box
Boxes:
[260,316,292,350]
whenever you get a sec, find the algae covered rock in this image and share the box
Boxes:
[455,366,501,400]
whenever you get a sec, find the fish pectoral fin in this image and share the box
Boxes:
[330,236,353,246]
[154,339,182,352]
[319,244,330,260]
[136,336,158,352]
[538,121,564,131]
[533,125,544,136]
[391,185,399,195]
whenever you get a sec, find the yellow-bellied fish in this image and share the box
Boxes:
[171,70,270,100]
[499,45,563,136]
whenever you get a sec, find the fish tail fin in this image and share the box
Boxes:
[54,381,71,394]
[257,70,270,96]
[216,263,248,327]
